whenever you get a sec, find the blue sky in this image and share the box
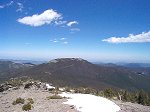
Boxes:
[1,0,150,62]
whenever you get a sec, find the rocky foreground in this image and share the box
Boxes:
[0,80,150,112]
[114,100,150,112]
[0,82,78,112]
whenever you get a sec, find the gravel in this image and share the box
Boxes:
[0,87,79,112]
[113,100,150,112]
[0,86,150,112]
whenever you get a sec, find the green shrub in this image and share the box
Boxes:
[22,103,32,111]
[47,95,63,100]
[74,87,86,93]
[65,87,71,92]
[27,98,34,104]
[7,79,23,87]
[103,88,116,98]
[74,87,97,94]
[12,97,25,105]
[137,90,149,105]
[84,88,97,94]
[50,89,60,95]
[122,91,132,102]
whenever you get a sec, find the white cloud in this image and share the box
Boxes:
[50,39,59,43]
[6,1,14,7]
[63,41,68,44]
[0,5,5,8]
[60,38,66,40]
[70,28,80,32]
[50,38,68,44]
[17,9,62,27]
[0,1,14,9]
[70,28,80,33]
[16,2,24,12]
[102,31,150,43]
[67,21,78,27]
[55,20,67,25]
[53,40,58,43]
[25,43,32,45]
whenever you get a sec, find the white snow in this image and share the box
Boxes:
[45,84,55,89]
[77,58,84,61]
[60,92,120,112]
[49,59,58,63]
[59,88,65,91]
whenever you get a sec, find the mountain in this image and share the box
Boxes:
[17,58,150,93]
[0,59,46,65]
[0,61,33,82]
[117,63,150,68]
[1,58,150,94]
[128,67,150,77]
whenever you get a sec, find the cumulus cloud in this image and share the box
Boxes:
[17,9,62,27]
[67,21,78,27]
[16,2,24,12]
[102,31,150,43]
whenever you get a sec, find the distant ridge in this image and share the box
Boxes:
[21,58,150,93]
[0,58,150,94]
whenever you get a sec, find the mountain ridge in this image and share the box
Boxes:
[0,58,150,94]
[21,58,150,93]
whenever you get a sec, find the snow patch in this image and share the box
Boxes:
[77,58,84,61]
[60,92,120,112]
[49,59,58,63]
[45,84,55,89]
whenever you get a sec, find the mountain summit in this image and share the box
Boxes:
[17,58,150,93]
[0,58,150,93]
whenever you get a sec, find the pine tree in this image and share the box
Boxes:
[137,90,149,105]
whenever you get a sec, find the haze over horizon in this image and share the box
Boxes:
[1,0,150,62]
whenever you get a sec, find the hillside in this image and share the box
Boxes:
[0,58,150,94]
[0,79,150,112]
[0,61,33,83]
[17,58,150,94]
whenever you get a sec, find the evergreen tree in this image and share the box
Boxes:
[103,88,115,98]
[137,90,149,105]
[123,91,130,101]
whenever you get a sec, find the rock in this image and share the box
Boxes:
[0,84,9,92]
[70,105,75,109]
[0,86,4,92]
[24,82,33,89]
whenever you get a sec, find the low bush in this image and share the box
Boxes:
[22,103,32,111]
[7,79,23,87]
[12,97,25,105]
[103,88,116,98]
[74,87,97,95]
[27,98,34,104]
[47,95,63,100]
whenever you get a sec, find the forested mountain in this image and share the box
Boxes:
[0,58,150,94]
